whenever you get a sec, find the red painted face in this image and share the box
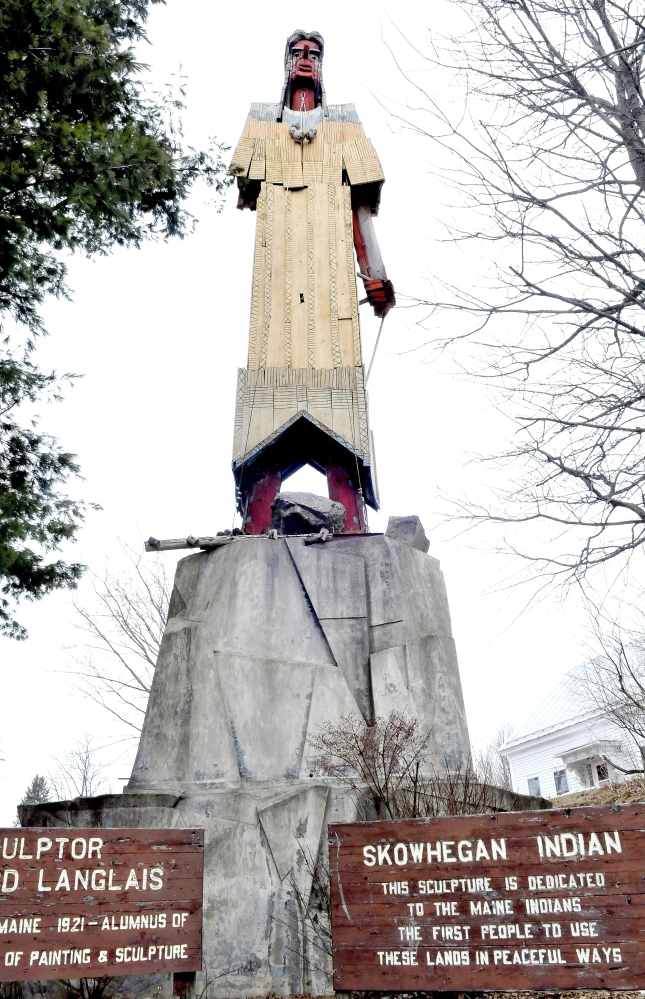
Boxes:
[290,40,321,87]
[289,39,321,111]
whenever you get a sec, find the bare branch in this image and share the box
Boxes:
[64,546,170,738]
[393,0,645,579]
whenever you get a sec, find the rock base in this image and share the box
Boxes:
[19,520,547,996]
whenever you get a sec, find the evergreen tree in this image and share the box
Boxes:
[0,0,230,636]
[20,774,51,805]
[1,354,87,639]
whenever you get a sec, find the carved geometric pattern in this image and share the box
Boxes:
[232,407,369,468]
[241,365,363,388]
[284,189,293,368]
[343,185,361,365]
[233,368,246,459]
[328,183,341,368]
[356,364,370,453]
[260,183,273,368]
[228,136,255,178]
[231,365,376,467]
[248,185,265,367]
[307,186,316,368]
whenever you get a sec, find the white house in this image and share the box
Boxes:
[500,671,640,800]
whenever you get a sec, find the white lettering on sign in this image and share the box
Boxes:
[101,913,168,931]
[570,922,599,937]
[376,950,418,965]
[431,925,470,941]
[426,949,469,965]
[524,896,582,914]
[0,829,203,984]
[380,881,408,895]
[481,923,534,940]
[470,899,513,916]
[1,871,18,894]
[575,947,622,963]
[493,949,566,965]
[536,831,621,859]
[362,830,622,868]
[115,944,188,963]
[528,873,604,890]
[362,839,506,866]
[3,837,103,862]
[0,918,41,935]
[398,926,421,941]
[29,949,91,967]
[418,877,492,894]
[29,867,164,893]
[56,917,84,933]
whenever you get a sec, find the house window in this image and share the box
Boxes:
[528,776,541,796]
[554,769,569,795]
[597,763,609,782]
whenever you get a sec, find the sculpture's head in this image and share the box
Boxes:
[281,30,325,113]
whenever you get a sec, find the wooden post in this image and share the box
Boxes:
[173,972,196,999]
[326,463,366,532]
[244,471,282,534]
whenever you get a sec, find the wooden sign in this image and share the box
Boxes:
[329,804,645,991]
[0,828,203,981]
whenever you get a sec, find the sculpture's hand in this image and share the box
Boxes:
[364,278,395,318]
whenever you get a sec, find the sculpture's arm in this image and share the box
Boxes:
[352,204,395,318]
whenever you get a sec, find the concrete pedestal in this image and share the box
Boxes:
[23,525,475,996]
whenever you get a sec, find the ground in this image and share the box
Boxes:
[554,777,645,808]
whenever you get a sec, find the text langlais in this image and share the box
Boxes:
[0,827,204,982]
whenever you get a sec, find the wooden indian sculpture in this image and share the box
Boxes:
[229,30,395,534]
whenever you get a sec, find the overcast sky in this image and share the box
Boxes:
[0,0,600,823]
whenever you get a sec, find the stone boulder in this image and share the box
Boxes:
[270,491,346,534]
[386,514,430,553]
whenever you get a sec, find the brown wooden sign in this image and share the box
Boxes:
[329,804,645,991]
[0,828,203,981]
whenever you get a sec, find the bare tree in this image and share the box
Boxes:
[309,711,499,819]
[67,549,170,737]
[475,723,514,790]
[284,844,334,986]
[49,736,110,800]
[573,632,645,773]
[309,711,432,819]
[395,0,645,581]
[22,974,162,999]
[296,711,513,976]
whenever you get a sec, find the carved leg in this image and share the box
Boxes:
[244,471,281,535]
[326,463,366,533]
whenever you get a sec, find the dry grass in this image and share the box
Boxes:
[480,993,643,999]
[350,992,644,999]
[554,777,645,808]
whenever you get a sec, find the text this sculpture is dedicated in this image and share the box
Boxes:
[329,805,645,991]
[0,828,203,981]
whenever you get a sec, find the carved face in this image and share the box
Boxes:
[290,39,321,89]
